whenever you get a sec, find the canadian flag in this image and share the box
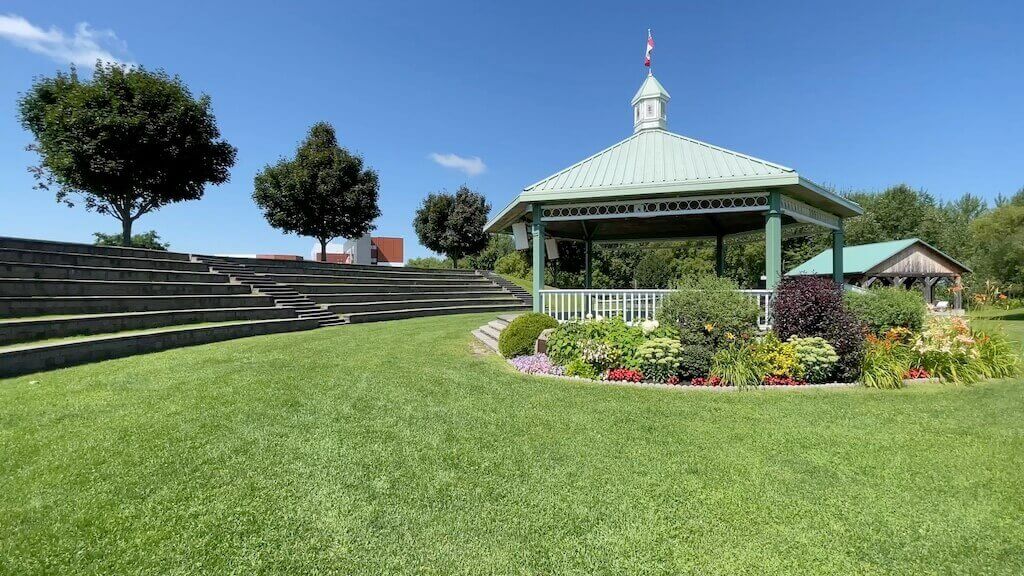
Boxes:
[644,30,654,67]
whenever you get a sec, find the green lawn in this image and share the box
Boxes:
[1,313,1023,575]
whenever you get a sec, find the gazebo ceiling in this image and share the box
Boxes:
[541,208,806,242]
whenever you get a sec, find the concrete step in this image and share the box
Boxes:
[480,324,502,340]
[0,261,229,283]
[472,328,499,352]
[265,275,492,287]
[0,278,253,297]
[0,306,297,346]
[293,283,505,295]
[205,255,481,276]
[251,268,488,281]
[0,236,192,261]
[0,247,210,272]
[346,302,530,324]
[324,296,521,314]
[487,319,509,331]
[497,314,524,323]
[0,317,319,377]
[0,294,274,318]
[310,290,507,304]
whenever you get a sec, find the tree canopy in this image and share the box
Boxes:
[93,230,170,251]
[413,186,490,267]
[18,62,236,245]
[253,123,380,261]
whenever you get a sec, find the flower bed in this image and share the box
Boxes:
[503,275,1021,390]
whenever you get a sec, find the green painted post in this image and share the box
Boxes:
[765,190,782,291]
[831,220,845,286]
[715,235,726,276]
[584,239,593,289]
[531,204,545,312]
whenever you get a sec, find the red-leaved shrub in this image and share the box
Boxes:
[904,367,930,379]
[772,276,865,381]
[690,375,727,387]
[763,375,808,386]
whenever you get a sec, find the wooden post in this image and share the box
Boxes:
[765,190,782,290]
[923,277,939,303]
[831,220,844,286]
[861,276,878,289]
[953,275,963,309]
[715,235,726,277]
[531,204,545,313]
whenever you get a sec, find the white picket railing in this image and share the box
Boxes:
[538,289,773,329]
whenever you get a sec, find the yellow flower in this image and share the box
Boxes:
[725,332,735,340]
[704,323,715,332]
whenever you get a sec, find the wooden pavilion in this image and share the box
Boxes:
[787,238,971,309]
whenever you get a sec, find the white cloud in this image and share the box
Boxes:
[429,152,487,177]
[0,14,132,66]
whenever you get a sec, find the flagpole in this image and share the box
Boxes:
[648,29,652,76]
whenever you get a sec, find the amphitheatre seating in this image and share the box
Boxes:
[0,236,529,377]
[0,237,314,377]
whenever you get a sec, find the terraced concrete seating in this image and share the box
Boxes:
[0,236,314,377]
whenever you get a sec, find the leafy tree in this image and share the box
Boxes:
[93,230,169,250]
[413,186,490,267]
[406,256,453,269]
[253,123,380,262]
[18,62,236,246]
[633,249,676,288]
[464,234,515,270]
[971,201,1024,289]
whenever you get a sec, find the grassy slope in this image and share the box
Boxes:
[1,313,1023,575]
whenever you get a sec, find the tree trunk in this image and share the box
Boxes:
[121,218,133,247]
[319,238,328,262]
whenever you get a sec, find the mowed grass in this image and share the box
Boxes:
[1,313,1023,575]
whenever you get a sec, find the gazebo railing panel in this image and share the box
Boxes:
[538,289,773,329]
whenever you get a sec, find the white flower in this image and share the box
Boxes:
[595,314,604,321]
[585,313,593,320]
[640,319,660,334]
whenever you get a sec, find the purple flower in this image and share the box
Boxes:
[511,354,565,376]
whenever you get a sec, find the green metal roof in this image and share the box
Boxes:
[786,238,972,276]
[631,74,670,105]
[484,74,863,235]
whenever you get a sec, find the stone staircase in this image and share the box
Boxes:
[472,314,523,353]
[479,271,533,307]
[197,256,346,327]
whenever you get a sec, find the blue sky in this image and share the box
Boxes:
[1,1,1021,258]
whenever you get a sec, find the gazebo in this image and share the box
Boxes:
[788,238,970,309]
[485,72,863,323]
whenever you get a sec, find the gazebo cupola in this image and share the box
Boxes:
[485,67,863,314]
[632,73,670,132]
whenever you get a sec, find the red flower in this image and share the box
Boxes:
[607,368,644,383]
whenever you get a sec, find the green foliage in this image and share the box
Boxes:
[634,338,684,383]
[633,250,676,289]
[711,342,769,389]
[972,332,1022,380]
[545,318,646,369]
[564,357,600,380]
[92,230,169,251]
[494,252,529,278]
[756,333,803,379]
[464,235,515,270]
[845,288,926,335]
[498,313,559,359]
[787,336,839,383]
[413,186,491,267]
[253,122,380,261]
[858,340,911,389]
[656,275,761,378]
[406,256,453,269]
[971,201,1024,289]
[18,62,237,245]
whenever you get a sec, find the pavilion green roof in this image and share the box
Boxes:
[787,238,972,276]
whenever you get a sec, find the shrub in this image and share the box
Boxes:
[859,338,910,389]
[407,256,453,269]
[607,368,644,382]
[710,342,769,389]
[546,318,645,369]
[772,276,865,381]
[657,275,761,378]
[763,375,808,386]
[498,313,558,358]
[510,354,564,376]
[578,339,621,371]
[634,337,684,383]
[787,336,839,383]
[494,252,529,278]
[756,333,803,379]
[845,287,926,335]
[565,358,600,380]
[973,332,1022,380]
[691,375,726,387]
